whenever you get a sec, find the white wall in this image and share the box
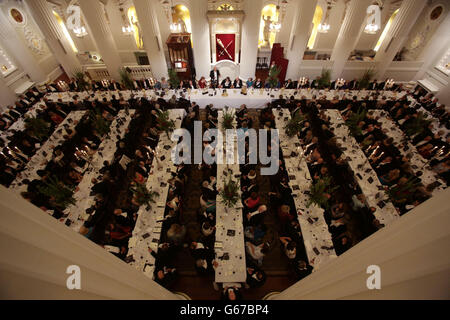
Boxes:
[0,186,180,300]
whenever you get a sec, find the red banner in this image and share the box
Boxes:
[216,34,235,62]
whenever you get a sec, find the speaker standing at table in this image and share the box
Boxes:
[210,67,220,89]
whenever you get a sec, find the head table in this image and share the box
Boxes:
[44,88,409,109]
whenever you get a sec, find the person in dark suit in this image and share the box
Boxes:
[284,79,295,89]
[377,79,387,90]
[253,78,263,89]
[187,80,197,89]
[209,67,220,88]
[233,77,243,88]
[310,77,319,89]
[108,80,122,91]
[346,78,358,90]
[221,77,232,88]
[368,79,378,90]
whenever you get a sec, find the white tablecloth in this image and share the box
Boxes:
[9,111,88,193]
[0,100,46,143]
[273,108,337,270]
[325,110,399,225]
[370,110,446,195]
[127,109,186,279]
[190,89,272,109]
[44,88,408,110]
[63,109,137,231]
[214,109,246,283]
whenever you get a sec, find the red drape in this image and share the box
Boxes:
[216,34,236,62]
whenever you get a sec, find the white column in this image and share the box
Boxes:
[285,0,317,80]
[272,188,450,300]
[0,77,16,111]
[79,0,122,81]
[190,0,211,79]
[25,0,81,77]
[133,0,168,80]
[0,11,47,83]
[240,0,264,80]
[330,0,372,79]
[0,186,182,299]
[374,0,426,79]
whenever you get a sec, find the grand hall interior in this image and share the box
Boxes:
[0,0,449,301]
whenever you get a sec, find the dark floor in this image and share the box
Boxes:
[170,110,296,300]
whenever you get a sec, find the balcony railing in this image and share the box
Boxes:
[85,65,154,81]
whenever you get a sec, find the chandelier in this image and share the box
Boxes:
[364,23,379,34]
[122,25,133,35]
[270,21,281,32]
[269,2,282,32]
[73,26,87,37]
[318,2,332,33]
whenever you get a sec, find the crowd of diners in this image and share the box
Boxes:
[0,75,448,299]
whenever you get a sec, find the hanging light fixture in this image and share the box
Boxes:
[318,2,332,33]
[364,23,379,34]
[122,25,133,35]
[269,1,282,32]
[73,26,87,37]
[119,7,133,35]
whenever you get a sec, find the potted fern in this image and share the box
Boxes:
[345,107,367,137]
[266,65,282,88]
[385,176,420,206]
[89,109,111,136]
[284,113,305,137]
[119,67,135,90]
[168,68,180,89]
[130,183,159,206]
[221,108,234,131]
[358,68,376,90]
[317,68,331,89]
[24,116,50,141]
[37,175,76,209]
[156,110,176,138]
[403,112,432,137]
[73,70,89,92]
[306,176,339,210]
[219,176,240,208]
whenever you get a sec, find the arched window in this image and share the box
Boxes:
[307,5,324,50]
[374,9,399,52]
[53,10,78,53]
[127,6,143,49]
[172,4,191,33]
[258,4,279,49]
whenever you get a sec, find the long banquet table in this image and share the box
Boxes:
[126,109,186,279]
[63,109,137,231]
[9,111,88,193]
[325,110,399,224]
[214,109,247,284]
[370,110,447,195]
[273,108,337,270]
